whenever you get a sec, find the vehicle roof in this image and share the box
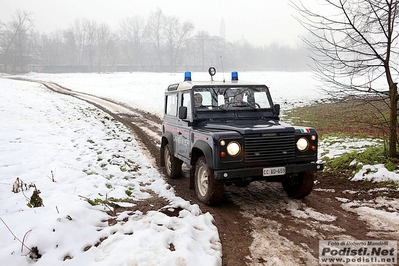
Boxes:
[167,80,265,92]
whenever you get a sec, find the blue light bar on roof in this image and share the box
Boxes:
[184,71,192,81]
[231,71,238,81]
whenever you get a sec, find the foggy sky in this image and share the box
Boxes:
[0,0,307,47]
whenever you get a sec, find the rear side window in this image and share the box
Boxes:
[166,94,178,116]
[182,92,192,119]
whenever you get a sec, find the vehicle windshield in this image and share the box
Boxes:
[193,86,272,111]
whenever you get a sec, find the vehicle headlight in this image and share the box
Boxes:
[296,137,309,151]
[226,141,241,156]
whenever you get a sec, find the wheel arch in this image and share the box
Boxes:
[189,140,213,189]
[191,140,214,169]
[160,132,174,167]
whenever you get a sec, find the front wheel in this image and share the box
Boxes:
[194,156,224,205]
[163,144,182,179]
[282,172,314,198]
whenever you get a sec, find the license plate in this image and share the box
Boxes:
[263,167,286,176]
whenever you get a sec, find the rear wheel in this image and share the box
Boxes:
[194,156,224,205]
[282,172,314,198]
[164,144,182,179]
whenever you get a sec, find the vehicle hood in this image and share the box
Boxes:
[198,119,295,134]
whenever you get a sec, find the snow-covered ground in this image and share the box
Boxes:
[1,71,398,265]
[318,135,399,183]
[0,78,221,265]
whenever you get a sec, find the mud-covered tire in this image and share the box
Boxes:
[164,144,182,179]
[282,172,314,198]
[194,156,224,205]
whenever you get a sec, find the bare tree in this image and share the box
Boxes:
[71,19,86,68]
[164,15,194,71]
[189,31,210,67]
[35,33,52,65]
[0,10,33,73]
[107,33,120,71]
[146,8,166,70]
[293,0,399,158]
[0,8,316,73]
[83,19,98,72]
[62,19,98,71]
[186,31,225,69]
[35,30,64,68]
[96,23,114,73]
[207,36,227,68]
[119,16,146,71]
[63,29,78,65]
[63,19,93,71]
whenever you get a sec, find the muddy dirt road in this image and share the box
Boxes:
[39,80,399,265]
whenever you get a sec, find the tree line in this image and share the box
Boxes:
[0,9,311,73]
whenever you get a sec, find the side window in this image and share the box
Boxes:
[166,94,178,116]
[182,92,191,119]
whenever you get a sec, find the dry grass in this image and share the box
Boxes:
[283,97,394,139]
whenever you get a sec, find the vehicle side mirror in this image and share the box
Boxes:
[274,104,280,116]
[179,106,187,119]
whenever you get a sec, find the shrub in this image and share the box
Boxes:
[324,145,396,178]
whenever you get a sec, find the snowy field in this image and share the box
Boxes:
[16,71,328,117]
[1,71,398,265]
[0,78,221,265]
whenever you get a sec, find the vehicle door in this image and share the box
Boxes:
[163,92,180,156]
[175,91,191,159]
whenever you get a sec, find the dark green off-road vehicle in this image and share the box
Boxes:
[160,67,323,205]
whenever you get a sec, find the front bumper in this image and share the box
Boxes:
[214,162,324,180]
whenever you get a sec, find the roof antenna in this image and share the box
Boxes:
[220,55,225,83]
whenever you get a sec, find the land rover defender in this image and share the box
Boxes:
[160,67,323,205]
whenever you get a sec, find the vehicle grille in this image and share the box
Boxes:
[244,133,296,163]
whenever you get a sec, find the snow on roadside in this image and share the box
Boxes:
[318,136,383,159]
[318,136,399,183]
[0,78,221,265]
[352,164,399,183]
[339,197,399,238]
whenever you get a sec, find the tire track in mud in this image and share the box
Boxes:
[225,176,399,265]
[27,79,399,265]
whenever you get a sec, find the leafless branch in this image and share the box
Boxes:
[291,0,399,157]
[0,217,32,252]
